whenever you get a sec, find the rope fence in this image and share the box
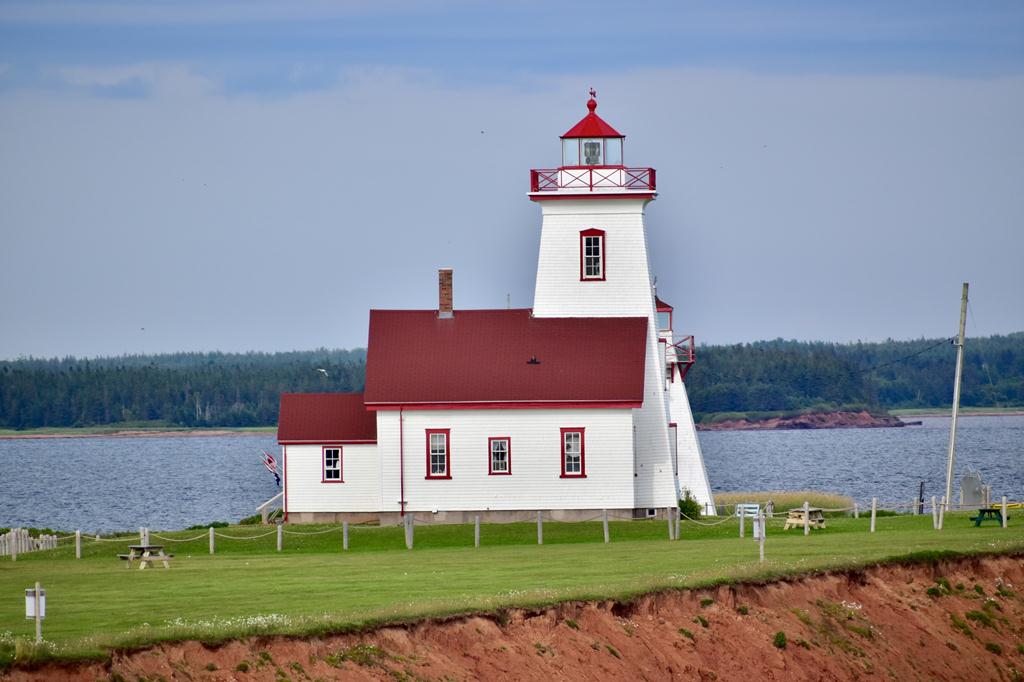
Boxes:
[6,494,1019,561]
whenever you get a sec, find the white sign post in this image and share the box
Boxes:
[25,582,45,643]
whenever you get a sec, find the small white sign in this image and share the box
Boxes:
[25,588,46,619]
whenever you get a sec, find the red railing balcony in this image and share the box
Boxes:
[530,166,656,193]
[669,335,696,380]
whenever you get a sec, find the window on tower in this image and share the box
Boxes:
[580,228,606,281]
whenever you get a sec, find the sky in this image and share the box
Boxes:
[1,1,1022,359]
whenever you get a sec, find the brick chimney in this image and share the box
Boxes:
[438,268,453,318]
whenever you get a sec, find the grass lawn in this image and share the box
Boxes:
[1,513,1022,665]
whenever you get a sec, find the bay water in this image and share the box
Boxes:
[1,416,1020,532]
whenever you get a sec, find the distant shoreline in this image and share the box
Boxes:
[2,408,1020,439]
[0,428,273,440]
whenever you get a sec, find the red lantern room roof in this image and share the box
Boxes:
[561,94,624,139]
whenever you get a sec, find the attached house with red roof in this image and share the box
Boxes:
[277,93,714,523]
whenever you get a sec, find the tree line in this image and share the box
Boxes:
[0,349,364,429]
[684,332,1024,417]
[0,333,1021,430]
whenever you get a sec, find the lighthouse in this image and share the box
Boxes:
[530,91,714,513]
[275,91,713,524]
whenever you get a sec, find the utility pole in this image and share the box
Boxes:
[944,282,969,509]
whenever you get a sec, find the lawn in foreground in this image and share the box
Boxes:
[0,514,1021,664]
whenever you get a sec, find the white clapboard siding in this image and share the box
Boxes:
[531,197,678,509]
[283,443,380,512]
[668,378,715,512]
[376,408,635,512]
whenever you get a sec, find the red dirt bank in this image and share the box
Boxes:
[8,555,1024,681]
[698,410,908,431]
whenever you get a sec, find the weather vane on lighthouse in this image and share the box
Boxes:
[589,87,597,99]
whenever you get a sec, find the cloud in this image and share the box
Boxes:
[56,63,216,98]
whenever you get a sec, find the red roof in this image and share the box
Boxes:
[364,309,647,408]
[277,392,377,444]
[562,98,624,139]
[655,296,673,312]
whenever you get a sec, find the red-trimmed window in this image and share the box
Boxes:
[560,428,586,478]
[488,437,511,475]
[322,446,343,482]
[580,228,605,281]
[426,429,451,479]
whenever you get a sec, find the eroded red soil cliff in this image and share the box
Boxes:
[9,555,1024,681]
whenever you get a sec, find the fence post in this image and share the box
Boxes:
[667,507,675,540]
[405,515,414,550]
[537,511,543,545]
[75,530,81,559]
[474,515,480,548]
[343,521,349,550]
[12,529,17,562]
[276,522,283,552]
[1003,496,1008,529]
[34,581,42,644]
[758,512,765,563]
[602,509,610,543]
[870,498,877,533]
[938,496,946,530]
[931,496,938,529]
[209,527,215,555]
[803,500,810,536]
[139,526,145,546]
[854,503,859,519]
[739,510,745,538]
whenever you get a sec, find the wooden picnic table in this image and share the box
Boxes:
[783,507,826,531]
[119,544,173,569]
[971,508,1007,527]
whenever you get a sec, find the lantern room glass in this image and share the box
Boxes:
[605,138,622,165]
[562,138,579,166]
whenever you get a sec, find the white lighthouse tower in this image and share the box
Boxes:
[529,91,714,513]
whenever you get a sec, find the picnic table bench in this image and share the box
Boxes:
[783,507,826,531]
[118,545,173,569]
[970,508,1007,527]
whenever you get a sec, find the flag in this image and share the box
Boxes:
[262,450,281,486]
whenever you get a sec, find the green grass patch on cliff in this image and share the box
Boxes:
[0,512,1021,668]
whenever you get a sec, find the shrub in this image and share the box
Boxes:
[235,662,250,672]
[773,632,787,649]
[966,610,995,628]
[693,615,709,628]
[700,598,714,608]
[604,644,621,659]
[950,614,973,638]
[565,619,579,630]
[678,627,695,641]
[986,642,1004,656]
[187,521,229,530]
[679,489,702,520]
[737,605,749,615]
